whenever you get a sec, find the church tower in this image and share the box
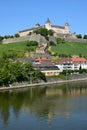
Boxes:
[45,18,51,30]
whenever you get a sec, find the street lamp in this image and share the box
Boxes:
[65,67,67,81]
[29,72,33,84]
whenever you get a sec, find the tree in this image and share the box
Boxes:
[26,41,38,46]
[0,36,3,41]
[49,41,55,46]
[0,57,46,86]
[48,29,54,36]
[34,28,48,37]
[56,38,64,44]
[14,33,20,38]
[76,34,82,39]
[83,35,87,39]
[34,70,47,82]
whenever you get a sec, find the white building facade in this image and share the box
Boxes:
[18,18,70,37]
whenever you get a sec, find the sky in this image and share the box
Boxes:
[0,0,87,36]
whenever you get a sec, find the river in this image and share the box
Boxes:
[0,81,87,130]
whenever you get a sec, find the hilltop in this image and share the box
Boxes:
[0,37,87,59]
[0,25,87,59]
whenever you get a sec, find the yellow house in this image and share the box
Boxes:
[33,61,60,76]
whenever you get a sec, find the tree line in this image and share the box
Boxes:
[0,59,46,87]
[0,33,20,42]
[76,34,87,39]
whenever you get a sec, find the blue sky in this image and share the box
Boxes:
[0,0,87,36]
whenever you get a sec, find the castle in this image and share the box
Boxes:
[18,18,70,37]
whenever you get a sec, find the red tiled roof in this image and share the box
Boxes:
[71,57,87,62]
[36,58,51,62]
[57,57,72,64]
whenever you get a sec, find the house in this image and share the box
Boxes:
[35,57,51,63]
[71,57,87,70]
[56,57,87,72]
[33,61,60,76]
[55,57,73,72]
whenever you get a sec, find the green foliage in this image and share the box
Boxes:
[59,53,71,57]
[51,42,87,57]
[49,41,55,46]
[26,40,38,52]
[76,34,82,39]
[48,29,54,36]
[0,36,4,41]
[0,40,39,58]
[56,38,65,44]
[34,70,47,82]
[61,69,87,76]
[83,35,87,39]
[4,35,14,39]
[34,28,48,37]
[58,74,66,80]
[26,41,38,46]
[0,41,34,58]
[0,60,46,86]
[14,33,20,38]
[2,52,18,60]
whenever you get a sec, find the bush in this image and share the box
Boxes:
[48,29,54,36]
[34,28,48,37]
[56,38,65,44]
[14,33,20,38]
[26,41,38,46]
[49,41,56,46]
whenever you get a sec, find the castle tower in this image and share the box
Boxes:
[35,22,40,28]
[45,18,51,30]
[65,22,69,29]
[65,22,69,34]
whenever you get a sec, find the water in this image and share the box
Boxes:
[0,81,87,130]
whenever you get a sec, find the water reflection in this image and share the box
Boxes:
[0,82,87,127]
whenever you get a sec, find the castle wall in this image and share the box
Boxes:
[51,26,69,34]
[2,36,30,44]
[2,34,87,44]
[19,29,33,37]
[2,34,47,44]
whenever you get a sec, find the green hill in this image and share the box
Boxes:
[51,42,87,57]
[0,41,87,58]
[0,41,37,58]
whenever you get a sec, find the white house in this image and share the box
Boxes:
[55,57,87,72]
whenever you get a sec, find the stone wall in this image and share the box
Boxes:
[2,33,87,44]
[2,33,47,44]
[66,38,87,43]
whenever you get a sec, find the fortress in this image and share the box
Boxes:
[3,18,86,44]
[18,18,70,37]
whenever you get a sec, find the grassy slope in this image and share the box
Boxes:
[51,42,87,57]
[0,41,87,58]
[0,41,29,57]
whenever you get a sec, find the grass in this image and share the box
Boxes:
[51,42,87,57]
[0,41,37,58]
[0,41,87,58]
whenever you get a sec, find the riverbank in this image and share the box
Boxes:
[0,77,87,91]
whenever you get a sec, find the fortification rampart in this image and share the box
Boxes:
[2,34,47,44]
[2,34,87,44]
[66,38,87,43]
[2,36,31,44]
